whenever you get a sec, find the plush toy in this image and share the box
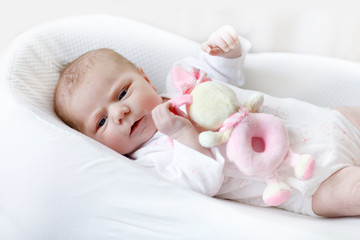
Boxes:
[170,66,315,206]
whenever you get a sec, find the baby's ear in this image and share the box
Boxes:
[137,67,148,80]
[138,68,157,91]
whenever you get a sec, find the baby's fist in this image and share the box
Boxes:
[201,25,241,58]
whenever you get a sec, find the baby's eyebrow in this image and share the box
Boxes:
[110,78,131,99]
[109,81,122,99]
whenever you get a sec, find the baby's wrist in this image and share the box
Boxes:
[172,128,214,158]
[171,126,197,141]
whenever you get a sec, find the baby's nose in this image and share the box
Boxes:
[110,104,130,124]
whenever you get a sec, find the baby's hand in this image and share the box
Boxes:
[201,25,241,58]
[152,102,195,139]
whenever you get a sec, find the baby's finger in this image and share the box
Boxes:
[201,42,212,53]
[217,26,238,49]
[151,106,162,124]
[167,102,187,118]
[202,25,239,55]
[207,47,222,56]
[221,30,238,49]
[208,34,230,52]
[222,25,238,42]
[152,103,170,121]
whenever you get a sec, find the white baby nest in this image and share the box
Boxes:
[1,15,360,240]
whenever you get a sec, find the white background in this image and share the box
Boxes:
[1,0,360,108]
[1,0,360,61]
[2,0,360,110]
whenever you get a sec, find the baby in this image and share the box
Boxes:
[54,25,360,218]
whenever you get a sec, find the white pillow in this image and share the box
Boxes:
[244,52,360,107]
[2,15,360,240]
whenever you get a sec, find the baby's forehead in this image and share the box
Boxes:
[70,50,113,71]
[82,49,122,64]
[72,49,137,76]
[65,49,136,94]
[67,53,110,82]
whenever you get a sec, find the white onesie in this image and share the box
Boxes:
[130,37,360,216]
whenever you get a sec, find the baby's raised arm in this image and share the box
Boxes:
[151,102,213,158]
[201,25,242,58]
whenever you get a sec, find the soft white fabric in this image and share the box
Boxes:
[1,15,360,240]
[132,132,226,196]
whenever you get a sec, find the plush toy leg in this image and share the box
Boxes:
[263,176,291,206]
[199,129,231,147]
[243,92,264,112]
[285,151,315,180]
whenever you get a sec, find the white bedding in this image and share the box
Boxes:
[1,15,360,240]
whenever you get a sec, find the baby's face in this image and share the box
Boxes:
[69,61,163,154]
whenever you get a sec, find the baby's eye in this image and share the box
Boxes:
[118,89,128,100]
[98,116,107,128]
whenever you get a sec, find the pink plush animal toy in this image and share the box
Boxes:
[170,66,315,206]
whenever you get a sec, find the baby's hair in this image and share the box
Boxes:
[54,48,137,130]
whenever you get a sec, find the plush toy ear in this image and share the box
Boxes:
[171,66,195,94]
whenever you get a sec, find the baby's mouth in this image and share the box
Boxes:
[130,117,143,135]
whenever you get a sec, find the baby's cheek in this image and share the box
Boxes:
[100,130,127,154]
[103,134,119,151]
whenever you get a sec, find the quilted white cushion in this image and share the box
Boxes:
[5,14,198,122]
[2,15,360,240]
[243,52,360,107]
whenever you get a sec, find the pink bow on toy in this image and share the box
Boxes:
[170,66,212,116]
[171,66,211,95]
